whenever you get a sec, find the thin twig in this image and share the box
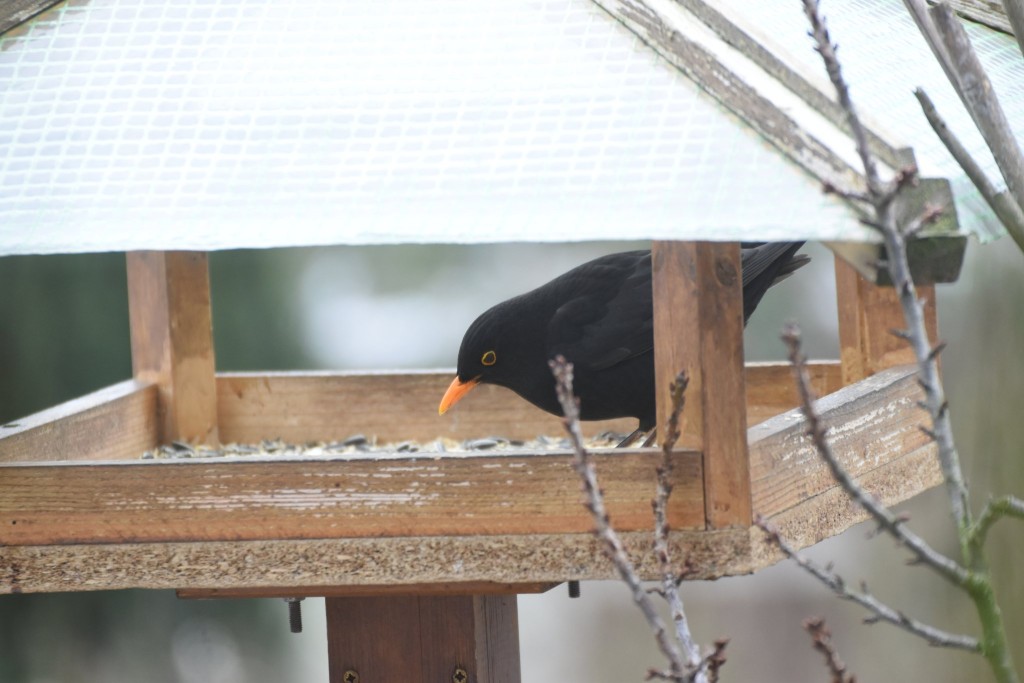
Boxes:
[756,515,980,652]
[914,88,1024,251]
[653,372,702,670]
[804,617,856,683]
[968,495,1024,550]
[802,0,885,199]
[549,356,691,681]
[703,639,728,683]
[782,324,971,587]
[902,0,962,94]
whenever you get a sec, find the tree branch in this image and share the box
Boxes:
[757,515,981,652]
[550,356,716,682]
[929,2,1024,214]
[653,371,703,668]
[904,0,1024,220]
[968,495,1024,550]
[782,323,971,587]
[1003,0,1024,63]
[804,617,856,683]
[800,3,1020,680]
[803,0,972,538]
[914,88,1024,251]
[801,0,886,199]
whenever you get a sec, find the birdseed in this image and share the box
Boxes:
[139,431,629,460]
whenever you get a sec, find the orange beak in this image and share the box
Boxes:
[438,376,480,415]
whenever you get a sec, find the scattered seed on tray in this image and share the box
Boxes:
[140,431,629,460]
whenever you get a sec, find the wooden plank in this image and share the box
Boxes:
[178,582,556,599]
[652,241,751,529]
[0,449,703,546]
[749,364,933,517]
[0,360,834,464]
[0,0,63,37]
[217,363,838,445]
[0,380,158,463]
[651,241,702,446]
[326,595,520,683]
[127,251,219,444]
[835,255,939,384]
[744,361,842,426]
[945,0,1014,34]
[750,441,943,571]
[0,528,753,594]
[218,370,638,444]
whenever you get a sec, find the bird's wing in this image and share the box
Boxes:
[544,244,806,372]
[545,251,654,371]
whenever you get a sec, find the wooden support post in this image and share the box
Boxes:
[835,255,939,385]
[126,251,219,444]
[651,242,751,529]
[326,595,520,683]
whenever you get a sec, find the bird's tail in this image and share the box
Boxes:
[741,242,808,323]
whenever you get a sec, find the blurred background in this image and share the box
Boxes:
[0,238,1021,682]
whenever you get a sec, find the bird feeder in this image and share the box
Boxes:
[2,0,1021,680]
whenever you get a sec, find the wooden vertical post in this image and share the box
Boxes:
[326,595,521,683]
[126,251,219,444]
[651,241,751,529]
[835,255,938,385]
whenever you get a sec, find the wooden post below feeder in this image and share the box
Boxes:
[326,595,520,683]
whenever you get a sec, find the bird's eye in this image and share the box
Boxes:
[481,350,497,366]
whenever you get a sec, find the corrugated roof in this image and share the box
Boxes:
[0,0,1016,255]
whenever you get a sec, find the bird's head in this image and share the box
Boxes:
[438,301,525,416]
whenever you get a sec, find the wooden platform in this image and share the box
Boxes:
[0,362,939,595]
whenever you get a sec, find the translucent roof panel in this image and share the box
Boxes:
[0,0,863,255]
[717,0,1024,242]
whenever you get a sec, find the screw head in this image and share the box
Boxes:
[453,666,469,683]
[343,670,359,683]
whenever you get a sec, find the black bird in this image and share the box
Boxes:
[439,243,808,441]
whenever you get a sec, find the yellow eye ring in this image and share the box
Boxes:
[481,350,497,366]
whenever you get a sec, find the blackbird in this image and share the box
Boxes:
[439,243,808,440]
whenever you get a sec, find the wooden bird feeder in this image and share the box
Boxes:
[5,0,1016,678]
[0,243,944,681]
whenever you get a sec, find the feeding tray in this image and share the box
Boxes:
[0,246,942,597]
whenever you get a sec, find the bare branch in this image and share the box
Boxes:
[782,324,971,587]
[756,515,980,652]
[914,88,1024,250]
[804,617,856,683]
[930,3,1024,213]
[653,372,702,669]
[550,356,696,682]
[801,0,885,198]
[969,495,1024,550]
[902,0,962,91]
[804,0,972,538]
[801,2,1020,679]
[1003,0,1024,62]
[822,181,872,205]
[704,639,729,683]
[905,0,1024,211]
